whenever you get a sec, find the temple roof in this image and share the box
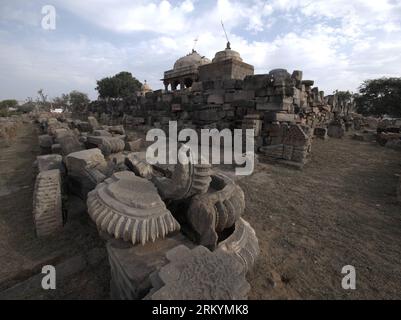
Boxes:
[212,42,243,63]
[173,50,211,70]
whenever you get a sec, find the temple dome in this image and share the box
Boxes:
[141,80,152,92]
[212,42,243,63]
[173,50,211,70]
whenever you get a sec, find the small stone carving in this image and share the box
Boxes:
[33,169,63,237]
[186,173,245,249]
[217,218,259,273]
[145,245,250,300]
[87,171,180,245]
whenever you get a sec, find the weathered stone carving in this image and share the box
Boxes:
[185,173,245,249]
[33,169,63,237]
[217,218,259,273]
[145,245,250,300]
[65,148,108,198]
[87,136,126,156]
[125,152,154,180]
[87,171,180,245]
[152,146,212,200]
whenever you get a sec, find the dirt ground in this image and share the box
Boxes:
[0,122,400,299]
[0,123,109,299]
[241,136,401,299]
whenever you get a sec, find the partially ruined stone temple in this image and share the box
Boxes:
[86,42,357,167]
[162,49,211,91]
[162,42,254,90]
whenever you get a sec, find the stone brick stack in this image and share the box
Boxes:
[85,68,348,167]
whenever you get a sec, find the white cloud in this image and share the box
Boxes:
[1,0,401,100]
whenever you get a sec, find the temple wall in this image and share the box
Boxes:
[86,69,355,167]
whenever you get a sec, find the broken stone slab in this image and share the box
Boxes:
[36,154,63,173]
[86,136,126,156]
[65,148,107,176]
[125,152,154,180]
[145,245,250,300]
[87,171,180,245]
[216,218,259,273]
[65,148,108,198]
[125,138,143,152]
[58,134,83,156]
[38,134,53,148]
[33,169,63,237]
[93,129,112,137]
[88,116,100,131]
[108,125,125,135]
[107,233,194,300]
[185,173,245,250]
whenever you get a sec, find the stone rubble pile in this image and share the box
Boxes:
[31,113,260,300]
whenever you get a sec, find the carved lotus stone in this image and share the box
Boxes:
[33,169,63,237]
[87,171,180,245]
[186,173,245,249]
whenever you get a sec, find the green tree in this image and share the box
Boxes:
[96,71,142,99]
[355,78,401,117]
[69,90,90,114]
[52,93,70,111]
[0,99,18,110]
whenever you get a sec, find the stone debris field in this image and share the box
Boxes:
[0,44,401,300]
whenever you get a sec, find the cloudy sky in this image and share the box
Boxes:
[1,0,401,101]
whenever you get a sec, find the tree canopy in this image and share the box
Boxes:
[0,99,18,110]
[96,72,142,99]
[355,78,401,117]
[51,91,90,113]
